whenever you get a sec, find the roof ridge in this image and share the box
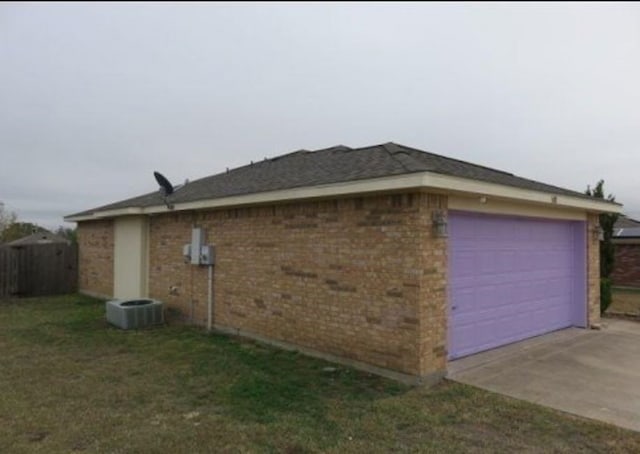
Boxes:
[268,148,311,162]
[390,142,516,177]
[312,145,351,153]
[380,143,428,173]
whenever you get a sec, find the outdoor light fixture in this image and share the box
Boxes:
[432,211,448,238]
[479,196,488,204]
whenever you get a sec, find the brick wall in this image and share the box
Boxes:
[76,195,600,378]
[611,243,640,287]
[77,220,114,298]
[147,192,448,378]
[587,214,601,326]
[416,195,448,374]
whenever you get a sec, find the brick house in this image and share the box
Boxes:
[611,215,640,288]
[65,143,620,383]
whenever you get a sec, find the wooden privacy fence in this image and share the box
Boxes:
[0,243,78,298]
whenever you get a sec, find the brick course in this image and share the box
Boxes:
[77,220,114,298]
[611,243,640,288]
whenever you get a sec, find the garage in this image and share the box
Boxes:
[70,142,616,382]
[448,211,587,360]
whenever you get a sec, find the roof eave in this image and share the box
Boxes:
[64,170,621,222]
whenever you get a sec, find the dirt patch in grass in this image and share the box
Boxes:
[1,294,640,453]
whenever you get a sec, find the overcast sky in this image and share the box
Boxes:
[1,2,639,229]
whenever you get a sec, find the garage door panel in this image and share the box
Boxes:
[448,211,586,360]
[545,278,569,297]
[477,251,497,274]
[452,292,569,325]
[454,293,527,323]
[473,273,553,291]
[452,251,476,278]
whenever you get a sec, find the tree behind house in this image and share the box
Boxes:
[0,202,17,237]
[585,180,619,313]
[55,226,77,243]
[0,222,49,244]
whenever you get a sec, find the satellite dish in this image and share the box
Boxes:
[154,171,175,210]
[153,171,189,210]
[154,171,174,196]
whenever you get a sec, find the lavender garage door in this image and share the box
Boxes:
[448,211,586,360]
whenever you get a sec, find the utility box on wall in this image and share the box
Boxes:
[200,245,215,265]
[183,228,215,266]
[190,228,205,265]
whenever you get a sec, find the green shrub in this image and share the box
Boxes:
[600,278,612,314]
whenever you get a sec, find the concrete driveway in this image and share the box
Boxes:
[448,319,640,432]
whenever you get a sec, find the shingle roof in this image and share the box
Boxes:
[6,232,69,246]
[68,142,610,218]
[614,215,640,238]
[614,227,640,239]
[614,215,640,230]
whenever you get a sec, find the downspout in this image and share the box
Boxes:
[207,264,213,331]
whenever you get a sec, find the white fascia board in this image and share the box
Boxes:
[65,171,621,222]
[423,172,622,213]
[64,207,144,222]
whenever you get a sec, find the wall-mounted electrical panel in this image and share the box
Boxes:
[191,228,205,265]
[183,228,215,266]
[200,245,215,265]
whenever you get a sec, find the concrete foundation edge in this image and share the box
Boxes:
[214,324,446,386]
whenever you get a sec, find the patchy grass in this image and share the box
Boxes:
[1,295,639,453]
[609,287,640,317]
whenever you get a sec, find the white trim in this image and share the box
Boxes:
[65,171,621,222]
[113,216,148,299]
[448,195,588,221]
[144,218,150,298]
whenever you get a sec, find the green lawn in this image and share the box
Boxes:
[609,287,640,317]
[1,295,639,453]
